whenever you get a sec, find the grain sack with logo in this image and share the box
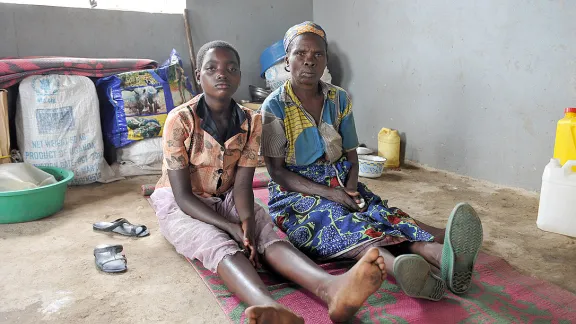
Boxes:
[16,75,118,185]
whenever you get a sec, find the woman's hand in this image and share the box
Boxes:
[241,218,260,268]
[328,188,361,211]
[344,189,367,212]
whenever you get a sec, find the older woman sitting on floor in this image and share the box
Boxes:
[261,21,484,301]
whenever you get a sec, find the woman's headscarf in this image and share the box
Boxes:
[283,21,327,53]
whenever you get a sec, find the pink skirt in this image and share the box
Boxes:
[150,187,287,272]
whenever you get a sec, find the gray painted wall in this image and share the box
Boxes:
[0,1,312,154]
[0,1,313,101]
[186,0,313,100]
[314,0,576,190]
[2,1,569,190]
[0,3,192,74]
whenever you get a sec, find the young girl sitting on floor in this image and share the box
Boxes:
[150,40,386,324]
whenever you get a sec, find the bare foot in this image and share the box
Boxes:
[324,247,386,322]
[245,304,304,324]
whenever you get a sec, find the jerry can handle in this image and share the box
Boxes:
[562,160,576,174]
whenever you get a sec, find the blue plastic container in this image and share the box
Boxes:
[259,40,285,78]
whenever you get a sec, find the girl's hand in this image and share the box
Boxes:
[241,218,260,268]
[226,223,246,249]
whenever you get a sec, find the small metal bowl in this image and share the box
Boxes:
[249,85,271,103]
[356,147,374,155]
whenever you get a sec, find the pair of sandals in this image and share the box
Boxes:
[92,218,149,273]
[393,203,484,300]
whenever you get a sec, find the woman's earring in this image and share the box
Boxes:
[284,66,290,72]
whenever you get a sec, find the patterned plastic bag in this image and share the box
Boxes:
[97,49,194,148]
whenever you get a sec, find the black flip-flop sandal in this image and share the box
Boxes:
[93,218,150,237]
[94,244,127,273]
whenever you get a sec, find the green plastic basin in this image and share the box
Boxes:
[0,166,74,224]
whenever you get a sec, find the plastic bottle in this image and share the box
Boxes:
[553,107,576,171]
[536,158,576,238]
[378,128,400,168]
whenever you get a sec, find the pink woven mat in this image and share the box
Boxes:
[148,173,576,323]
[198,187,576,323]
[187,250,576,323]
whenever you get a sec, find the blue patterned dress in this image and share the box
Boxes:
[261,81,434,260]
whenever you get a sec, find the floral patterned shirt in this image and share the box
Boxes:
[156,94,261,197]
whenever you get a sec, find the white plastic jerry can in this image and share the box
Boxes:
[537,158,576,238]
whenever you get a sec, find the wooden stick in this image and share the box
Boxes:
[183,8,200,94]
[0,90,10,164]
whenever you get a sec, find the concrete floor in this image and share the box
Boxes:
[1,164,575,323]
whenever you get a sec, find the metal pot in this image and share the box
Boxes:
[249,85,271,103]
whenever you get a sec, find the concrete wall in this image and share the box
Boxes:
[0,1,313,98]
[314,0,576,190]
[0,3,191,73]
[186,0,313,99]
[2,1,568,190]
